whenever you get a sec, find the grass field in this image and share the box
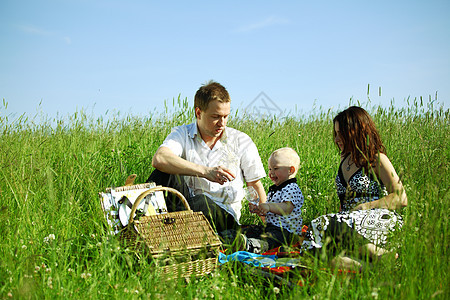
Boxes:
[0,97,448,299]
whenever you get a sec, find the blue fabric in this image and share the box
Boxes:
[218,251,278,268]
[219,251,306,269]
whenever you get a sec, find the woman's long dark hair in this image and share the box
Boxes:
[333,106,386,171]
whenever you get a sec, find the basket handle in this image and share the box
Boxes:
[128,186,190,225]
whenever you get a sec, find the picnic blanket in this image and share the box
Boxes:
[218,245,357,287]
[218,245,313,287]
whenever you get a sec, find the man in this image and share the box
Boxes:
[149,81,266,235]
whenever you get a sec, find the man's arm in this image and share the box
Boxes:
[152,146,235,184]
[247,180,267,222]
[246,180,267,204]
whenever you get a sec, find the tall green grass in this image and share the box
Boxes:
[0,97,448,299]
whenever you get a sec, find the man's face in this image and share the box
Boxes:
[195,100,230,140]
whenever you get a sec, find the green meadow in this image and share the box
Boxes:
[0,97,448,299]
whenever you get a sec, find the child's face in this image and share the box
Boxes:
[268,155,293,186]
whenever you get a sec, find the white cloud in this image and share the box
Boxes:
[63,36,72,44]
[236,16,290,33]
[19,25,52,36]
[18,25,72,45]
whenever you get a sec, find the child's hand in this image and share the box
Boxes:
[252,202,293,216]
[258,203,270,215]
[251,203,270,216]
[249,203,258,214]
[249,203,267,223]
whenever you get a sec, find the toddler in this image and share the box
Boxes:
[238,147,304,253]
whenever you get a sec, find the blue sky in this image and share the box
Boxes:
[1,0,449,121]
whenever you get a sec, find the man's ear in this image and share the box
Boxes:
[195,107,201,119]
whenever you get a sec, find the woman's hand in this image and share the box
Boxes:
[350,154,408,211]
[351,203,367,211]
[376,153,408,209]
[364,153,408,210]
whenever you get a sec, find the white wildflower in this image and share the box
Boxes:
[80,272,92,279]
[47,276,53,288]
[273,287,280,294]
[371,288,379,299]
[44,234,56,243]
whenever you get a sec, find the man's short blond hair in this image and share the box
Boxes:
[270,147,300,176]
[194,80,231,112]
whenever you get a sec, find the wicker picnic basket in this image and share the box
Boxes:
[121,186,222,280]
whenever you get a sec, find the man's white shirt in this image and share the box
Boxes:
[160,122,266,223]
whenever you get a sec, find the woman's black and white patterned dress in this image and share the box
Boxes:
[302,155,403,252]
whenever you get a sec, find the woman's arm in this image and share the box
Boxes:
[353,153,408,210]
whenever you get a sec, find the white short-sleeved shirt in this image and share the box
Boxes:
[265,178,304,235]
[160,122,266,223]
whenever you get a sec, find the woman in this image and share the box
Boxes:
[302,106,407,265]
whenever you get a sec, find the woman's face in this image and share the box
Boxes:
[334,121,344,151]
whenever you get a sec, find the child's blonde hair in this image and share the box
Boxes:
[269,147,300,177]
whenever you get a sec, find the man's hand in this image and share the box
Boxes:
[205,165,235,185]
[153,147,235,185]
